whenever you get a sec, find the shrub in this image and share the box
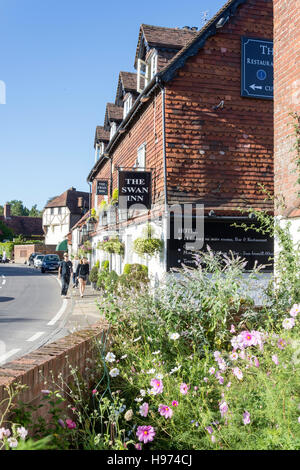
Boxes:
[97,269,119,294]
[101,260,109,271]
[119,264,149,291]
[89,265,99,283]
[97,237,124,255]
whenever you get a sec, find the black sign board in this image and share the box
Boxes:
[96,180,108,195]
[241,37,273,100]
[118,171,152,209]
[167,217,273,272]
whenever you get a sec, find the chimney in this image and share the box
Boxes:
[4,203,11,219]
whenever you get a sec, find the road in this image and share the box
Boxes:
[0,263,70,366]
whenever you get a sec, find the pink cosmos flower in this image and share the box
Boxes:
[243,411,251,425]
[203,377,208,383]
[272,354,279,365]
[139,402,149,417]
[218,376,224,385]
[136,425,155,444]
[230,324,235,333]
[230,352,238,361]
[282,317,295,330]
[213,351,221,361]
[66,419,76,429]
[92,389,97,395]
[180,383,189,395]
[218,359,227,371]
[0,428,11,439]
[150,378,163,395]
[172,400,178,407]
[158,404,173,419]
[209,367,215,375]
[290,304,300,318]
[211,435,216,443]
[252,356,260,368]
[232,367,243,380]
[135,443,142,450]
[219,401,228,417]
[226,381,231,388]
[277,338,286,350]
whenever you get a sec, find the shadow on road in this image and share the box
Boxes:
[0,265,57,277]
[0,297,15,302]
[0,317,36,323]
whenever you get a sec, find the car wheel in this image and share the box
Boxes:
[41,268,45,273]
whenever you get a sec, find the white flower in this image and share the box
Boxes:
[169,332,180,340]
[17,427,28,440]
[121,354,127,360]
[105,352,116,363]
[135,397,143,402]
[124,409,133,421]
[282,317,295,330]
[8,437,18,448]
[0,428,11,439]
[147,368,156,374]
[140,389,146,397]
[133,336,142,343]
[147,337,153,342]
[109,368,120,378]
[156,373,164,380]
[152,350,160,355]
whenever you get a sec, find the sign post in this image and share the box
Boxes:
[241,37,273,100]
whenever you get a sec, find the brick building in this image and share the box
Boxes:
[274,0,300,231]
[81,0,274,280]
[0,203,43,240]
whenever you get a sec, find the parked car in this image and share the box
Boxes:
[28,253,43,266]
[34,254,44,269]
[41,254,60,273]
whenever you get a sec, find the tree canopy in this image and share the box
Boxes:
[0,200,43,217]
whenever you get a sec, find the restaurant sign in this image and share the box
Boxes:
[241,37,273,100]
[118,170,152,209]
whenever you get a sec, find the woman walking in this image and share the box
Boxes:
[76,257,90,298]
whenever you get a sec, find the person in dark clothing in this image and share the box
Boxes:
[58,254,73,298]
[76,257,90,298]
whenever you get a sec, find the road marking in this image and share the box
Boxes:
[26,331,45,342]
[47,299,68,326]
[0,349,21,366]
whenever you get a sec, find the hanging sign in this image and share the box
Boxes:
[241,37,273,100]
[96,180,108,195]
[118,170,152,209]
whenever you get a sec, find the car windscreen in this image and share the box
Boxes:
[44,255,60,262]
[36,256,44,260]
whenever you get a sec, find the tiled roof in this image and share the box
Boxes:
[107,103,123,122]
[45,188,89,214]
[135,24,197,67]
[94,126,110,147]
[120,71,138,92]
[0,215,43,237]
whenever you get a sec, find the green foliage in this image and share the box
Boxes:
[119,263,149,291]
[98,200,108,213]
[101,260,109,271]
[0,241,14,257]
[0,221,14,242]
[133,223,163,257]
[97,269,119,294]
[89,265,99,283]
[97,237,124,255]
[111,188,119,205]
[0,200,42,217]
[289,112,300,194]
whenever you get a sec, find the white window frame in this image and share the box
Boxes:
[110,122,117,140]
[137,58,150,93]
[150,51,158,79]
[123,94,132,119]
[135,142,146,169]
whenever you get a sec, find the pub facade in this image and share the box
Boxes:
[82,0,274,280]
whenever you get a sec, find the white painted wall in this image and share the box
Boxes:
[43,207,71,245]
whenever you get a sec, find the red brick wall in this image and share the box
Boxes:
[93,90,165,208]
[0,323,108,425]
[274,0,300,215]
[165,0,274,213]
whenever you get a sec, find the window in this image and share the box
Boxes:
[50,208,54,215]
[95,142,105,162]
[150,52,158,79]
[135,143,146,169]
[110,122,117,140]
[137,58,150,93]
[123,94,132,119]
[57,207,62,214]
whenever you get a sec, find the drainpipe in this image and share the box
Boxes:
[157,78,168,272]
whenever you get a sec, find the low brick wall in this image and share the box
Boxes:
[0,321,109,425]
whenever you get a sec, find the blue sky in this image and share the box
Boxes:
[0,0,225,210]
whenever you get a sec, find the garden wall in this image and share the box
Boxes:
[0,322,109,423]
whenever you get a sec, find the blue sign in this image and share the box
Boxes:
[241,37,273,100]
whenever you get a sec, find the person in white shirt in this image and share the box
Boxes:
[72,255,80,288]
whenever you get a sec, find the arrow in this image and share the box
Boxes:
[249,84,263,91]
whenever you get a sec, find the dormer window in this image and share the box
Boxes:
[137,51,158,93]
[94,142,105,163]
[150,52,158,79]
[110,122,117,140]
[123,94,133,119]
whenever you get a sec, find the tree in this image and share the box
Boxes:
[28,204,42,217]
[7,200,29,216]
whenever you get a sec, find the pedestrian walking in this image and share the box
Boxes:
[76,257,90,298]
[72,255,79,288]
[58,253,73,298]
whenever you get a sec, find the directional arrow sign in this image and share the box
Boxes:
[241,37,273,100]
[249,84,263,91]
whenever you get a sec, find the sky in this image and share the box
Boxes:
[0,0,225,210]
